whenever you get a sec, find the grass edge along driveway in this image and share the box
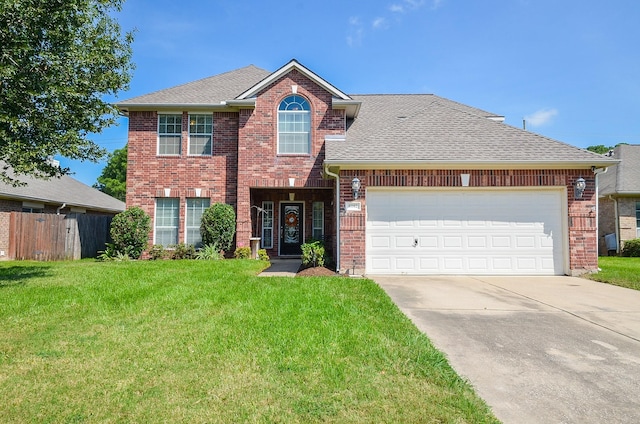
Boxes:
[586,256,640,291]
[0,260,499,423]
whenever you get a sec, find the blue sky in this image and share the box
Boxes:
[64,0,640,186]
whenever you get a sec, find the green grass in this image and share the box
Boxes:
[0,260,498,423]
[587,256,640,290]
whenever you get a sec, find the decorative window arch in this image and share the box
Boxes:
[278,95,310,154]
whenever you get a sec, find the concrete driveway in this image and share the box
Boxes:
[373,275,640,424]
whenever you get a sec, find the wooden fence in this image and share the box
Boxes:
[9,212,113,260]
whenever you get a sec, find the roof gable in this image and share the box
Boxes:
[236,59,352,101]
[599,145,640,196]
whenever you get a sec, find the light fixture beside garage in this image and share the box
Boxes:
[574,177,586,199]
[351,177,361,199]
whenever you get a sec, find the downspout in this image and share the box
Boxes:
[609,195,620,254]
[324,165,340,272]
[56,203,66,215]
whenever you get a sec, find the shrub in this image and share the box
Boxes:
[109,207,151,259]
[258,249,270,261]
[148,244,166,260]
[97,243,131,262]
[169,243,196,260]
[234,247,251,259]
[200,203,236,252]
[301,240,325,267]
[622,238,640,257]
[196,243,224,260]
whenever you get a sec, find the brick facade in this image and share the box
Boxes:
[599,196,640,254]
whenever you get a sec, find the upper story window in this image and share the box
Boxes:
[189,114,213,155]
[158,114,182,155]
[278,95,310,154]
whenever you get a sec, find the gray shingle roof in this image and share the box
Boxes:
[326,94,615,166]
[0,169,125,213]
[116,65,271,107]
[599,145,640,196]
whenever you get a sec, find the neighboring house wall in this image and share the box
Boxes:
[0,199,22,259]
[598,196,616,254]
[338,169,598,275]
[598,197,640,254]
[619,197,640,245]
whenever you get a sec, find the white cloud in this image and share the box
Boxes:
[372,17,388,29]
[524,108,558,127]
[347,17,364,47]
[389,4,404,13]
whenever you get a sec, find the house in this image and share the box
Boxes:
[116,59,616,276]
[598,144,640,254]
[0,166,126,259]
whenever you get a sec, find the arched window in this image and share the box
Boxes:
[278,95,310,154]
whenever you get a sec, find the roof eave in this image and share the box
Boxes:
[0,193,125,213]
[116,103,236,116]
[332,98,361,119]
[323,159,619,171]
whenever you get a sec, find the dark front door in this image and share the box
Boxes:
[280,203,302,255]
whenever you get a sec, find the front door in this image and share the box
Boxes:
[280,203,303,255]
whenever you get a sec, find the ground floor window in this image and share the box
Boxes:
[155,198,179,246]
[262,201,274,249]
[186,198,210,248]
[312,201,324,240]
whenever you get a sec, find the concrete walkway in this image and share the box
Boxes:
[373,275,640,424]
[258,259,301,277]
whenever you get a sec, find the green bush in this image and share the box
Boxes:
[234,247,251,259]
[301,240,325,267]
[196,244,223,260]
[258,249,269,261]
[200,203,236,252]
[622,238,640,257]
[109,207,151,259]
[148,244,165,260]
[169,243,196,260]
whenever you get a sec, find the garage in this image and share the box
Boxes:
[366,188,566,275]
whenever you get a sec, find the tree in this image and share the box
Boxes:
[0,0,134,185]
[586,143,628,154]
[94,145,127,201]
[200,203,236,252]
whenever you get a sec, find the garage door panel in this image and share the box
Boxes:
[366,189,565,275]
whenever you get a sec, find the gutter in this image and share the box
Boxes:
[323,165,340,272]
[323,159,619,170]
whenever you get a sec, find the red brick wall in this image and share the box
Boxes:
[236,69,344,247]
[337,169,598,275]
[0,199,22,259]
[126,110,240,247]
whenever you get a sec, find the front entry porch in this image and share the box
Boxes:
[249,188,335,259]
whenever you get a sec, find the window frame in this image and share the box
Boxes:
[277,95,311,155]
[185,198,210,248]
[157,113,182,156]
[188,113,213,156]
[312,201,324,240]
[261,201,274,249]
[154,198,179,247]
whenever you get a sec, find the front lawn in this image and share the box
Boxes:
[587,256,640,290]
[0,260,498,423]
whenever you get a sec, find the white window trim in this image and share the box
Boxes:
[154,198,179,247]
[261,201,274,249]
[187,113,213,156]
[277,96,311,155]
[157,113,182,156]
[184,198,210,247]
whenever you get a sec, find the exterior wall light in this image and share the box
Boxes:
[574,177,586,199]
[351,177,361,199]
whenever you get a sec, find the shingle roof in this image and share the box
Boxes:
[116,65,271,107]
[326,94,614,167]
[599,145,640,196]
[0,169,125,213]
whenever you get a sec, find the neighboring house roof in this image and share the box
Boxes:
[0,168,125,213]
[599,144,640,196]
[325,94,616,169]
[116,65,271,111]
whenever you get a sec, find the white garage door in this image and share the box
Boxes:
[366,189,566,275]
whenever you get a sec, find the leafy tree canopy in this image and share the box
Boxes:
[586,143,628,154]
[94,144,127,201]
[0,0,134,185]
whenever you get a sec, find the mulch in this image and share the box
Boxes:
[296,265,338,277]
